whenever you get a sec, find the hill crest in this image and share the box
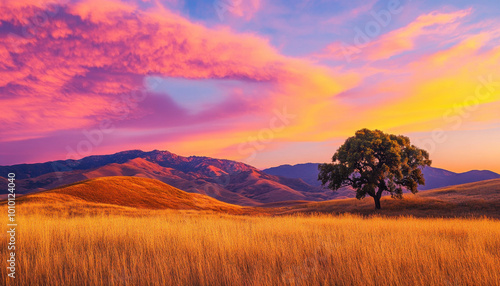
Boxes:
[17,176,245,213]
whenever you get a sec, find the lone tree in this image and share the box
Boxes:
[318,129,431,210]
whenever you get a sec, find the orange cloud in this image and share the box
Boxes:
[70,0,138,23]
[303,9,500,149]
[363,9,471,60]
[345,29,500,136]
[321,9,471,62]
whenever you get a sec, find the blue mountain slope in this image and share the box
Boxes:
[263,164,500,190]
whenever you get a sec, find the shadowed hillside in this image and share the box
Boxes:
[277,179,500,218]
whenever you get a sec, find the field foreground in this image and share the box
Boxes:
[1,212,499,286]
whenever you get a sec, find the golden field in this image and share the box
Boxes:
[1,211,499,286]
[1,177,500,285]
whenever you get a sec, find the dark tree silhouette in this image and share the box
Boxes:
[318,129,432,210]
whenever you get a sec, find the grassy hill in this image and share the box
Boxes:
[277,179,500,218]
[13,176,251,215]
[6,177,500,218]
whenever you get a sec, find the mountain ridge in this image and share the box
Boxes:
[0,149,257,179]
[263,163,500,190]
[2,150,498,206]
[0,150,335,205]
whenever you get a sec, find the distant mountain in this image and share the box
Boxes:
[0,150,338,206]
[0,149,255,180]
[419,167,500,190]
[263,163,500,191]
[264,163,324,187]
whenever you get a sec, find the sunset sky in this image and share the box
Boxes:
[1,0,499,172]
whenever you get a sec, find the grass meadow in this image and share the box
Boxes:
[1,209,499,286]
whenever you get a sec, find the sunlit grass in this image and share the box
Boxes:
[1,210,499,285]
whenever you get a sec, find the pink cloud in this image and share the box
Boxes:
[5,0,497,169]
[0,0,355,164]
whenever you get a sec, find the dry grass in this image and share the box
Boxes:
[1,210,499,286]
[1,177,499,285]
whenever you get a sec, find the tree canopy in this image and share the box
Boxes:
[318,129,432,209]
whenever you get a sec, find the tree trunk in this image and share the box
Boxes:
[374,186,385,210]
[374,196,381,210]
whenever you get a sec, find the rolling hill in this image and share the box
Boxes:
[276,179,500,218]
[8,177,500,218]
[14,176,247,214]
